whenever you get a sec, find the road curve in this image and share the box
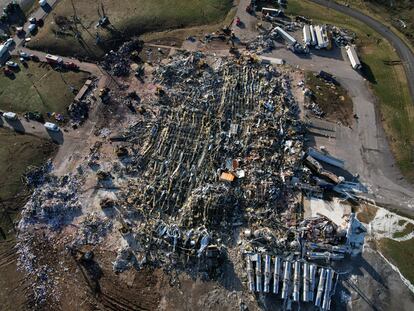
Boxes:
[309,0,414,103]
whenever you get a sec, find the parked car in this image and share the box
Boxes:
[44,122,60,132]
[39,0,48,7]
[30,54,40,62]
[29,17,37,24]
[28,23,37,34]
[3,67,13,76]
[19,51,30,59]
[65,62,79,70]
[5,38,14,48]
[3,112,18,120]
[6,61,18,68]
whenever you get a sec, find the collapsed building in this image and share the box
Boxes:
[16,49,365,309]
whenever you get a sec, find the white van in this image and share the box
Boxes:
[3,112,18,120]
[44,122,59,132]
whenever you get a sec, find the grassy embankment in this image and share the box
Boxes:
[28,0,234,59]
[379,238,414,285]
[287,0,414,183]
[336,0,414,51]
[0,59,89,116]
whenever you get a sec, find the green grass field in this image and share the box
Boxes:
[379,238,414,285]
[336,0,414,50]
[286,0,414,182]
[0,128,56,236]
[28,0,234,58]
[0,59,89,116]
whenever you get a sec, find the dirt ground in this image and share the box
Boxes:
[305,71,354,126]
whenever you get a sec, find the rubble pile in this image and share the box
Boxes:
[16,235,58,307]
[19,173,83,230]
[68,100,90,125]
[15,49,367,309]
[74,214,113,246]
[331,26,356,47]
[101,39,143,76]
[105,51,305,275]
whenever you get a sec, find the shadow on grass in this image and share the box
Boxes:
[361,61,377,84]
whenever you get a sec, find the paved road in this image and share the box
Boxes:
[309,0,414,103]
[8,0,59,49]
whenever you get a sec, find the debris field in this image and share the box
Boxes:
[16,50,365,310]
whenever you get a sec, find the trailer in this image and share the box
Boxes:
[310,25,317,46]
[275,26,297,46]
[346,45,361,70]
[303,25,311,45]
[261,7,283,17]
[45,54,63,65]
[314,25,329,49]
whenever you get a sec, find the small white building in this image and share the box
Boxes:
[314,25,329,49]
[346,45,361,70]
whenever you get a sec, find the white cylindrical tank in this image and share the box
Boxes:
[322,268,334,310]
[303,262,310,302]
[293,261,301,302]
[273,256,282,294]
[264,255,271,293]
[315,268,326,307]
[246,255,255,292]
[256,254,262,292]
[281,261,291,299]
[309,264,317,302]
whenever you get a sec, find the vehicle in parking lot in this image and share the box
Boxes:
[5,38,14,48]
[6,61,18,68]
[30,54,40,61]
[65,62,79,70]
[3,112,18,120]
[19,51,30,59]
[3,67,13,76]
[39,0,48,7]
[44,122,60,132]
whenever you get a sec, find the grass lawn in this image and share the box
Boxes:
[286,0,414,183]
[379,238,414,285]
[0,128,56,233]
[335,0,414,51]
[0,59,89,116]
[28,0,234,59]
